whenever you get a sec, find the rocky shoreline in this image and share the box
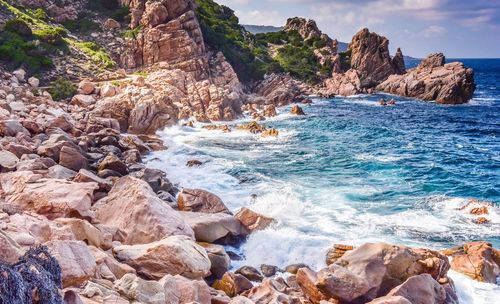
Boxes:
[0,0,496,303]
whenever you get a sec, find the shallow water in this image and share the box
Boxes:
[147,59,500,302]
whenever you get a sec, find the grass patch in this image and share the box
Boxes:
[66,39,116,68]
[123,25,142,39]
[62,12,101,34]
[87,0,130,22]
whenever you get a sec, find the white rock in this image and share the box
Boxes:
[12,69,26,82]
[28,77,40,88]
[6,94,15,103]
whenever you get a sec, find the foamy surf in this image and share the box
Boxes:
[148,98,499,302]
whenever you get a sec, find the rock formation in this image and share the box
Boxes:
[377,53,476,104]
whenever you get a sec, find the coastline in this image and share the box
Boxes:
[145,99,500,302]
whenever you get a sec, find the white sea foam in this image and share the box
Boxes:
[148,121,500,303]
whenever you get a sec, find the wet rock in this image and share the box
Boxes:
[180,211,247,243]
[262,128,279,137]
[443,241,499,283]
[177,188,231,214]
[95,176,194,244]
[132,167,174,194]
[285,263,310,274]
[290,105,305,115]
[113,235,211,280]
[187,159,203,167]
[237,121,267,134]
[203,124,231,132]
[212,272,253,297]
[261,264,280,277]
[263,105,277,117]
[235,207,275,232]
[236,266,264,282]
[326,244,354,266]
[386,274,447,304]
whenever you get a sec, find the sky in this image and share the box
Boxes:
[216,0,500,58]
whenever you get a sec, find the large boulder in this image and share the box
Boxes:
[386,274,447,304]
[59,146,88,171]
[113,235,211,280]
[95,176,194,244]
[377,53,475,104]
[300,243,451,303]
[1,171,98,219]
[199,242,231,279]
[177,188,231,214]
[46,240,97,288]
[443,241,499,283]
[180,211,248,243]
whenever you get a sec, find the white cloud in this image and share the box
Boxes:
[419,25,448,38]
[234,9,287,26]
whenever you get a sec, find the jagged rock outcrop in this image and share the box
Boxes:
[349,28,400,86]
[252,74,311,107]
[377,53,475,104]
[321,28,475,103]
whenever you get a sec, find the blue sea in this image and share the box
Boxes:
[148,59,500,302]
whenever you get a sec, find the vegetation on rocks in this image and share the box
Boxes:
[48,78,77,101]
[62,12,102,34]
[195,0,332,84]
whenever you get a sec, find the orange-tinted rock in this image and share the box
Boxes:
[297,268,328,303]
[235,207,274,232]
[177,188,230,214]
[262,128,279,137]
[444,241,499,283]
[213,272,253,297]
[237,121,266,134]
[290,105,305,115]
[325,244,354,266]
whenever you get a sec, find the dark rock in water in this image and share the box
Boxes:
[285,263,310,274]
[235,266,264,282]
[0,245,63,304]
[261,264,280,277]
[226,250,245,261]
[186,159,203,167]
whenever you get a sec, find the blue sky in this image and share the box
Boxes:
[216,0,500,58]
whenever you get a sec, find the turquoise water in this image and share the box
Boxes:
[148,59,500,302]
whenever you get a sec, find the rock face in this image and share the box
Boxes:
[113,235,211,280]
[443,241,499,283]
[234,207,274,232]
[349,28,400,86]
[377,53,475,104]
[180,211,248,243]
[95,176,194,244]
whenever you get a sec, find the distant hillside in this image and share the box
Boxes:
[337,41,348,52]
[243,24,282,34]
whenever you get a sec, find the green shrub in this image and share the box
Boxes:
[0,31,53,73]
[32,8,48,21]
[70,40,116,68]
[49,78,77,101]
[4,19,32,37]
[87,0,130,22]
[62,13,101,33]
[123,26,142,39]
[33,26,67,45]
[111,6,130,22]
[338,49,352,71]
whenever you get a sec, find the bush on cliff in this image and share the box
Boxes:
[0,246,63,304]
[49,78,77,101]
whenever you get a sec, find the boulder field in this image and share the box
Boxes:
[0,67,498,304]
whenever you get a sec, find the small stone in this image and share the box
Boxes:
[28,77,40,87]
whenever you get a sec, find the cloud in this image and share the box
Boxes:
[419,25,448,38]
[233,9,287,26]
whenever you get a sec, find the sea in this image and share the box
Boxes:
[147,59,500,303]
